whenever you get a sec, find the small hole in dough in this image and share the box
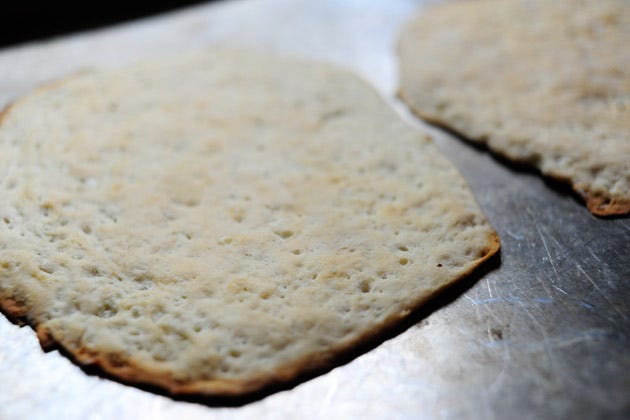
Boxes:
[274,230,294,239]
[359,280,372,293]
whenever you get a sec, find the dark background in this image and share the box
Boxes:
[0,1,209,48]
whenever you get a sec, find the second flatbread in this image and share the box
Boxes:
[399,0,630,215]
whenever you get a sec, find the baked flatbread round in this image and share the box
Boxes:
[0,51,499,396]
[399,0,630,216]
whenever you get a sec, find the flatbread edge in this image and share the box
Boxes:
[0,62,500,397]
[0,233,498,396]
[397,89,630,217]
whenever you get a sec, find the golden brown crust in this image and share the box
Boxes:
[582,190,630,216]
[36,326,56,351]
[0,295,29,326]
[0,53,501,398]
[0,102,14,125]
[1,90,502,396]
[0,233,499,397]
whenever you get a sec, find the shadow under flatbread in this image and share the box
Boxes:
[0,250,501,407]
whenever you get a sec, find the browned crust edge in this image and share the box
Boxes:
[0,232,499,397]
[0,60,501,398]
[0,68,95,124]
[579,188,630,217]
[0,296,29,326]
[0,101,14,123]
[397,90,630,217]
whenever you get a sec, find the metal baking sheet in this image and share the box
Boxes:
[0,1,628,418]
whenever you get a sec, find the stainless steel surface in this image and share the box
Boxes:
[0,1,628,418]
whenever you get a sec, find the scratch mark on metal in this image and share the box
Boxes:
[553,285,568,295]
[580,301,594,309]
[472,297,500,305]
[505,229,524,241]
[464,293,477,305]
[546,329,609,350]
[474,294,484,325]
[536,224,561,286]
[467,295,557,305]
[577,264,627,321]
[517,301,556,376]
[547,235,569,261]
[586,246,602,263]
[486,278,494,298]
[611,247,627,260]
[533,297,554,304]
[484,301,503,328]
[534,274,554,300]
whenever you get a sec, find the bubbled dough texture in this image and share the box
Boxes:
[0,51,498,395]
[399,0,630,215]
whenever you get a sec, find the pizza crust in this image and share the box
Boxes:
[0,50,499,396]
[2,233,498,396]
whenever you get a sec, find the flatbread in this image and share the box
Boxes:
[0,51,499,396]
[399,0,630,216]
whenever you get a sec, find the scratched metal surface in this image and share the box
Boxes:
[0,0,628,419]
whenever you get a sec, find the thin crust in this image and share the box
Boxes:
[0,53,499,396]
[1,234,499,396]
[398,0,630,217]
[398,90,630,217]
[581,189,630,217]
